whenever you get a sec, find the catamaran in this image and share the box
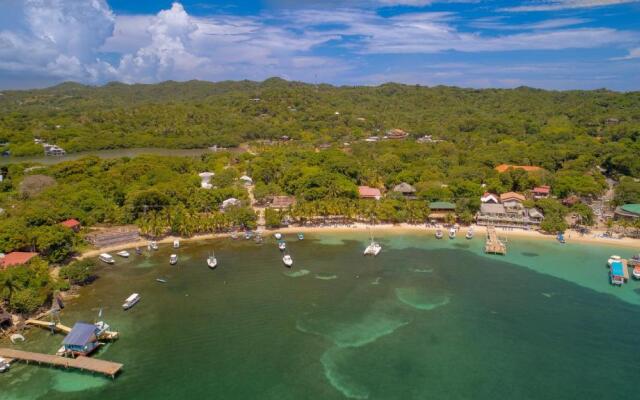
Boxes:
[465,227,474,239]
[435,228,443,239]
[122,293,141,310]
[278,241,286,251]
[170,254,178,265]
[116,250,130,258]
[282,253,293,267]
[99,253,115,264]
[364,232,382,256]
[448,227,456,239]
[207,252,218,269]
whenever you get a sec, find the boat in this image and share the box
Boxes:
[99,253,115,264]
[628,254,640,266]
[254,234,264,244]
[116,250,130,258]
[278,241,286,251]
[149,241,159,250]
[633,266,640,280]
[556,232,565,243]
[135,247,142,255]
[364,232,382,256]
[298,233,304,240]
[9,334,25,344]
[607,255,622,268]
[207,252,218,269]
[245,231,253,240]
[274,232,282,240]
[435,228,443,239]
[156,278,167,283]
[282,254,293,267]
[170,254,178,265]
[609,258,627,286]
[231,232,238,240]
[0,357,10,373]
[465,227,474,239]
[122,293,141,310]
[448,227,456,239]
[94,320,110,337]
[173,239,180,249]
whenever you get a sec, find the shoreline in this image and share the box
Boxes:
[78,223,640,260]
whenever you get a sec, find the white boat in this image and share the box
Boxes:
[169,254,178,265]
[435,229,443,239]
[633,266,640,280]
[94,320,110,337]
[149,241,159,250]
[207,253,218,269]
[0,357,10,373]
[274,232,282,240]
[116,250,130,258]
[364,241,382,256]
[173,240,180,249]
[122,293,141,310]
[282,254,293,267]
[99,253,115,264]
[156,278,167,283]
[465,228,474,239]
[448,227,456,239]
[9,334,25,344]
[607,255,622,267]
[278,241,286,251]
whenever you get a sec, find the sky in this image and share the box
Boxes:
[0,0,638,91]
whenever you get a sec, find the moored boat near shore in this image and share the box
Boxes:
[116,250,130,258]
[170,254,178,265]
[282,253,293,267]
[122,293,141,310]
[435,228,443,239]
[99,253,115,264]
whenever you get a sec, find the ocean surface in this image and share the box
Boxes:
[2,232,640,400]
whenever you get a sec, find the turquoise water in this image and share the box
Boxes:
[1,232,639,399]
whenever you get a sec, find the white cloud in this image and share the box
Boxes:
[470,17,590,30]
[611,47,640,60]
[502,0,639,12]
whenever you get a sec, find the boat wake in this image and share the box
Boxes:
[315,273,338,280]
[283,269,310,278]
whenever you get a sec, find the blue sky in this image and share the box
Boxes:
[0,0,638,90]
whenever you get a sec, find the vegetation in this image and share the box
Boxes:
[59,259,97,286]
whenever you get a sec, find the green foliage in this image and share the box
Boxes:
[265,208,284,228]
[614,177,640,206]
[59,259,97,286]
[0,257,53,313]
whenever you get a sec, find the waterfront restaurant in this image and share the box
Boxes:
[62,322,100,356]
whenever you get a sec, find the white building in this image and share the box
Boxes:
[221,198,241,211]
[239,175,253,186]
[199,172,215,189]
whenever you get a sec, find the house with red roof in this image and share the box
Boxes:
[0,252,38,269]
[60,218,81,232]
[532,186,551,199]
[358,186,382,200]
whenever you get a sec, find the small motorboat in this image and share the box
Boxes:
[169,254,178,265]
[149,241,159,250]
[282,254,293,267]
[245,231,254,240]
[628,254,640,266]
[207,252,218,269]
[135,247,142,255]
[633,266,640,280]
[607,255,622,268]
[0,357,10,373]
[465,228,474,239]
[156,278,167,283]
[116,250,130,258]
[298,233,304,240]
[556,232,565,244]
[435,229,443,239]
[99,253,115,264]
[173,239,180,249]
[122,293,141,310]
[448,227,456,239]
[278,241,286,251]
[274,232,282,240]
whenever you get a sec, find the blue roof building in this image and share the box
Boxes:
[62,322,99,356]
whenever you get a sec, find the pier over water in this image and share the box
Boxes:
[0,348,123,378]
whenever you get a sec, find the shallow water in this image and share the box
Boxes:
[1,232,639,400]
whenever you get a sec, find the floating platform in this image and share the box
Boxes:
[0,348,122,378]
[25,319,119,340]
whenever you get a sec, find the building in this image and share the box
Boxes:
[495,164,543,174]
[0,252,38,269]
[43,144,66,156]
[392,182,416,198]
[60,218,81,232]
[198,172,215,189]
[500,192,526,209]
[221,198,241,211]
[358,186,382,200]
[239,175,253,186]
[86,227,140,248]
[481,192,499,204]
[270,196,296,209]
[428,201,456,220]
[614,204,640,220]
[62,322,100,356]
[476,203,544,229]
[532,185,551,199]
[386,128,409,140]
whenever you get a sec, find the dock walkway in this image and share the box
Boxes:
[26,319,119,340]
[485,226,507,255]
[0,348,122,378]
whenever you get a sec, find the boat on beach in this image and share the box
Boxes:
[278,241,286,251]
[116,250,130,258]
[170,254,178,265]
[149,241,159,250]
[448,227,456,239]
[122,293,141,310]
[465,227,474,239]
[274,232,282,240]
[173,239,180,248]
[0,357,10,373]
[207,252,218,269]
[435,228,443,239]
[282,253,293,267]
[99,253,115,264]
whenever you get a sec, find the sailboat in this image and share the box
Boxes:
[364,231,382,256]
[207,252,218,269]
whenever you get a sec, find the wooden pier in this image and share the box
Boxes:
[0,348,122,378]
[485,226,507,255]
[25,319,119,340]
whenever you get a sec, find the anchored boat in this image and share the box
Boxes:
[274,232,282,240]
[448,227,456,239]
[207,252,218,269]
[169,254,178,265]
[99,253,115,264]
[435,228,443,239]
[173,239,180,249]
[0,357,10,373]
[298,233,304,240]
[278,241,286,251]
[122,293,141,310]
[364,232,382,256]
[282,254,293,267]
[116,250,130,258]
[149,241,159,251]
[465,227,474,239]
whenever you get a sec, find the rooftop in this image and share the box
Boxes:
[60,218,81,228]
[63,322,97,347]
[621,204,640,216]
[358,186,382,198]
[429,201,456,210]
[533,185,551,194]
[0,252,38,269]
[500,192,526,202]
[392,182,416,193]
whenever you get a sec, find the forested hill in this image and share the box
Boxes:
[1,78,639,166]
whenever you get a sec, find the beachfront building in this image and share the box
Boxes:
[428,201,456,221]
[270,196,296,210]
[60,218,81,232]
[500,192,526,210]
[199,172,215,189]
[358,186,382,200]
[495,164,543,174]
[62,322,100,356]
[614,204,640,221]
[481,192,499,204]
[532,185,551,199]
[476,192,544,229]
[392,182,416,198]
[221,197,241,211]
[0,252,38,269]
[86,226,140,248]
[386,128,409,140]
